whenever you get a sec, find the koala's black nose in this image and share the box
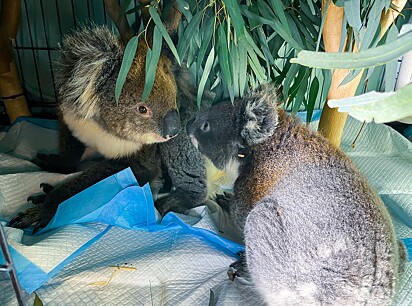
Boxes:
[186,118,195,135]
[162,109,181,138]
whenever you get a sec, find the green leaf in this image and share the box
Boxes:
[142,26,162,101]
[268,0,291,35]
[340,69,362,86]
[245,5,302,51]
[177,10,203,60]
[149,6,180,65]
[344,0,362,31]
[328,84,412,123]
[218,25,233,89]
[230,41,240,99]
[223,0,246,38]
[121,0,134,13]
[384,25,399,92]
[239,41,248,96]
[115,36,139,103]
[292,73,308,114]
[197,46,215,108]
[320,69,332,107]
[291,30,412,69]
[333,0,345,6]
[175,0,192,22]
[307,76,319,123]
[316,0,330,51]
[282,63,300,101]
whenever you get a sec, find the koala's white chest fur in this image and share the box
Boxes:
[63,112,143,158]
[205,158,239,199]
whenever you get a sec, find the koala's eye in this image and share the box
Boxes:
[201,121,210,132]
[139,105,148,114]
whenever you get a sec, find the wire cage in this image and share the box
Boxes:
[0,0,139,124]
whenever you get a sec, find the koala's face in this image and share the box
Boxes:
[187,102,242,169]
[187,88,278,170]
[58,28,181,148]
[97,46,180,145]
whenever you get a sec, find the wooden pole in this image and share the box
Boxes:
[0,0,31,123]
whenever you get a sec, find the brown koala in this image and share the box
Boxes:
[9,26,200,232]
[187,85,405,305]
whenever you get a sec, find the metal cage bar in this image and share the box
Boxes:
[0,224,26,306]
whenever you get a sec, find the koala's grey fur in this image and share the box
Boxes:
[187,84,406,306]
[10,25,209,231]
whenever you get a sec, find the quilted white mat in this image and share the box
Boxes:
[0,116,411,306]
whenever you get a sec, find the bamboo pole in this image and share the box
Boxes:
[0,0,31,123]
[317,0,407,147]
[317,0,360,147]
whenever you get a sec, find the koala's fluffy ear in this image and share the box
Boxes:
[56,26,123,119]
[240,84,278,146]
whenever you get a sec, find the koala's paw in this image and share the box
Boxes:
[216,192,234,212]
[155,195,186,216]
[227,251,248,281]
[32,153,76,174]
[9,183,55,233]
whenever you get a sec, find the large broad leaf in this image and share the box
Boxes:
[328,84,412,123]
[291,30,412,69]
[115,36,139,103]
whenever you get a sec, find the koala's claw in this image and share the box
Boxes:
[9,206,42,229]
[26,183,54,204]
[40,183,54,193]
[9,206,51,233]
[227,251,247,281]
[27,194,47,205]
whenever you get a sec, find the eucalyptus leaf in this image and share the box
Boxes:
[268,0,291,35]
[223,0,247,38]
[291,30,412,69]
[230,41,240,98]
[149,6,181,65]
[197,47,215,108]
[196,17,215,74]
[384,25,399,92]
[292,74,308,113]
[344,0,362,31]
[177,10,203,60]
[307,76,320,122]
[176,0,192,22]
[340,69,362,86]
[282,63,300,101]
[218,25,233,89]
[239,41,248,96]
[328,84,412,123]
[142,27,162,101]
[115,36,139,103]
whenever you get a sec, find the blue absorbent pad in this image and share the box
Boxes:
[0,168,243,294]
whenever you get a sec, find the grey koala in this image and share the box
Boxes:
[9,25,209,232]
[186,85,406,305]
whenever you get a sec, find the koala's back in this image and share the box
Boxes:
[238,114,404,305]
[244,163,403,305]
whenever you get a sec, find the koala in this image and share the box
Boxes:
[186,85,406,306]
[9,25,209,232]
